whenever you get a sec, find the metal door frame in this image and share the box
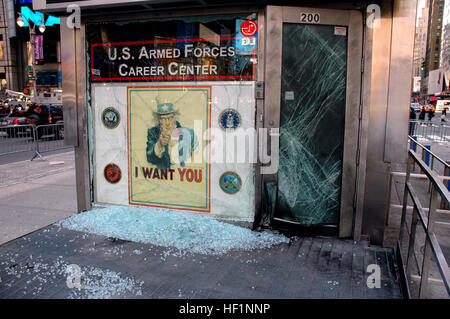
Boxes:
[263,6,363,237]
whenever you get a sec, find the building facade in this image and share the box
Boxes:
[422,0,446,94]
[443,24,450,89]
[413,1,430,78]
[441,1,450,90]
[36,0,417,246]
[0,0,61,101]
[0,0,19,92]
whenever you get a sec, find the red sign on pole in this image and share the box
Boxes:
[240,20,257,37]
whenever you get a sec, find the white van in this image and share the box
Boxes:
[436,100,450,112]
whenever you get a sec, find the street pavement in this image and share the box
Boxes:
[0,150,77,245]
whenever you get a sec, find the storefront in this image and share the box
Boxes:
[36,0,417,245]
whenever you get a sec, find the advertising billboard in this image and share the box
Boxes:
[428,69,444,95]
[413,76,421,93]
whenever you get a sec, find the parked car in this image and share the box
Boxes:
[0,103,64,139]
[0,110,28,126]
[25,103,64,139]
[25,103,63,125]
[0,110,30,138]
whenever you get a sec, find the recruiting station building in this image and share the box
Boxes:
[34,0,417,245]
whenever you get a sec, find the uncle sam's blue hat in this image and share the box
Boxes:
[155,102,176,115]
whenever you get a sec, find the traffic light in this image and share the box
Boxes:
[420,61,425,71]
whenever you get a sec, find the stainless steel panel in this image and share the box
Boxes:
[362,0,417,245]
[82,6,257,23]
[362,0,393,245]
[384,0,417,165]
[34,0,183,11]
[340,10,363,238]
[61,18,91,212]
[60,17,78,147]
[353,13,373,240]
[74,23,92,213]
[263,6,282,182]
[253,8,265,228]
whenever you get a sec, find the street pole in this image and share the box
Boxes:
[29,26,38,103]
[17,13,44,104]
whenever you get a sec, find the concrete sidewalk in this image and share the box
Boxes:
[0,151,77,245]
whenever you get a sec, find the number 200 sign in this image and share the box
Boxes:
[300,13,320,23]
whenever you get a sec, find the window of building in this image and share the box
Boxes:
[36,71,58,86]
[87,13,258,215]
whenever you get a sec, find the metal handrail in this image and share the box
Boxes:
[398,137,450,298]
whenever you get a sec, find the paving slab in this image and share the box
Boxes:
[0,151,77,245]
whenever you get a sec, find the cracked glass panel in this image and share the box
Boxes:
[276,23,348,225]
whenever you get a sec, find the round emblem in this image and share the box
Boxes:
[240,20,257,37]
[104,163,122,184]
[219,171,242,194]
[101,107,120,129]
[218,108,241,131]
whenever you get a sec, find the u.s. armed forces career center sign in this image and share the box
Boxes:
[91,38,255,81]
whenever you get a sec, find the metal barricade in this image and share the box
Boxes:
[0,123,69,160]
[409,120,450,142]
[0,124,35,155]
[33,124,68,160]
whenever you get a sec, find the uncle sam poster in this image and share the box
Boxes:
[128,86,211,212]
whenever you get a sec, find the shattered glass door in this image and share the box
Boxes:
[276,23,348,225]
